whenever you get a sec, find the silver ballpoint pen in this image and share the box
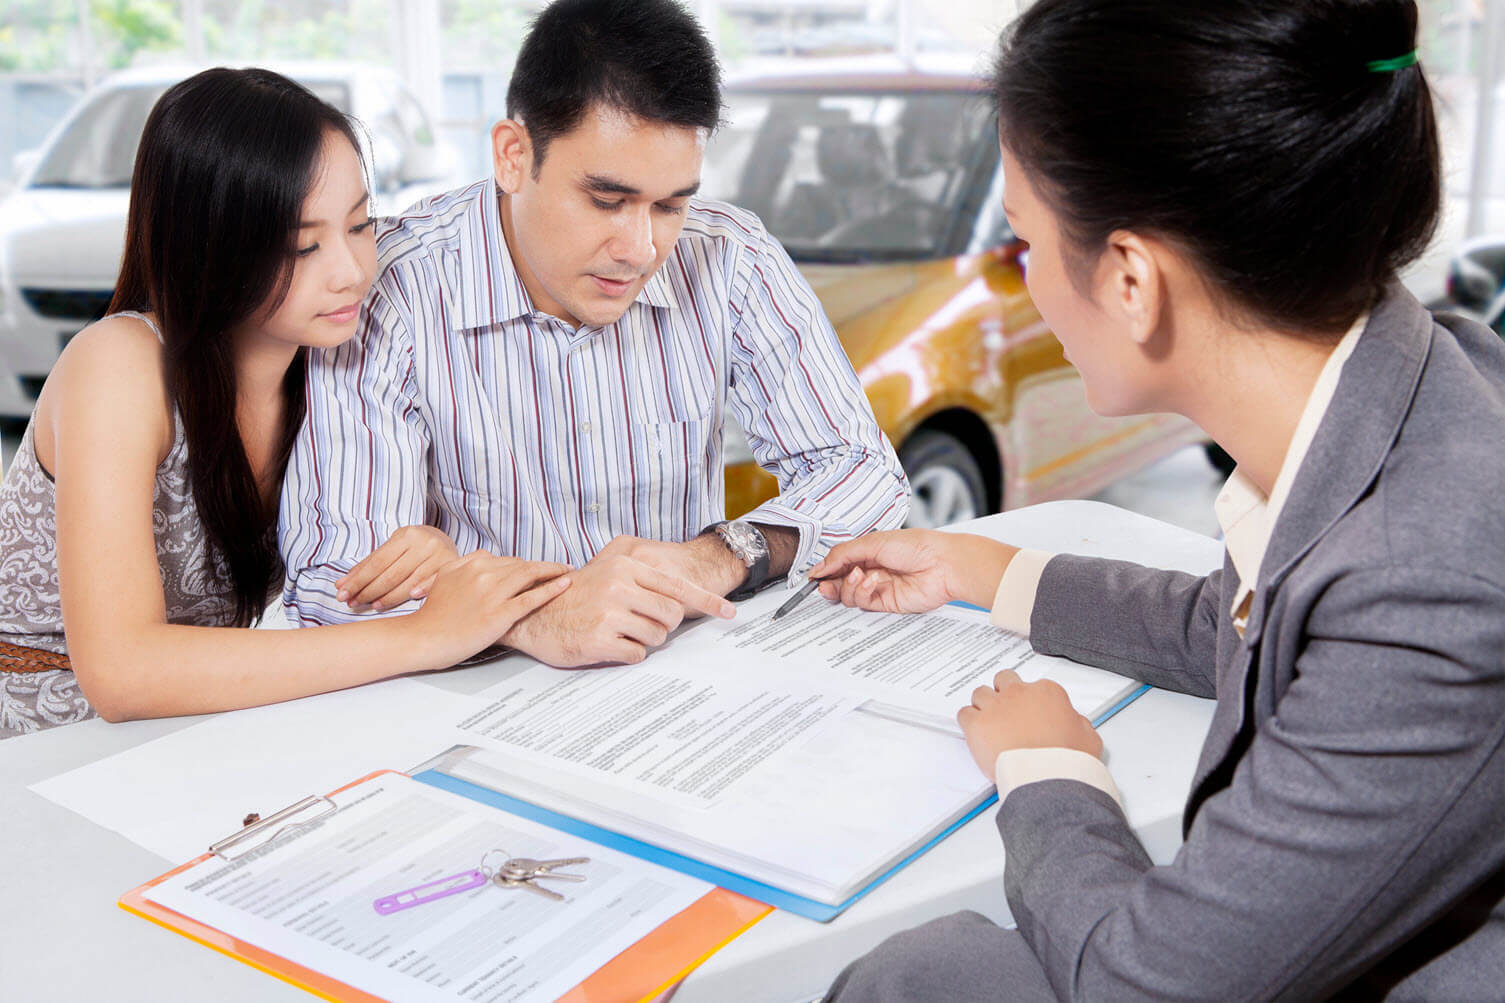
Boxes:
[772,574,837,620]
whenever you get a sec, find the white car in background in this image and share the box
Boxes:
[0,62,464,422]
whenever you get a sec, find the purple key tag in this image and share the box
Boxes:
[373,869,489,915]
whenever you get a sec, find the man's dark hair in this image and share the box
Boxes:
[992,0,1440,335]
[506,0,723,172]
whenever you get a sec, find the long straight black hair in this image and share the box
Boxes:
[109,67,365,626]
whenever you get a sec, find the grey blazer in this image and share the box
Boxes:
[1007,285,1505,1001]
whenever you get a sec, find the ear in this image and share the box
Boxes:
[1099,231,1162,346]
[491,119,532,195]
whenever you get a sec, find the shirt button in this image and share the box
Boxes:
[587,503,602,514]
[580,421,593,434]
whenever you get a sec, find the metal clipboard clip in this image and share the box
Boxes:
[208,795,338,861]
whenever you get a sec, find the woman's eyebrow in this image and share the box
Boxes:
[299,192,371,228]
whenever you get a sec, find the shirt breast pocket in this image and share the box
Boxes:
[622,414,717,531]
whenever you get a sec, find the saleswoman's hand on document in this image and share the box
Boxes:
[957,669,1103,773]
[808,529,1019,615]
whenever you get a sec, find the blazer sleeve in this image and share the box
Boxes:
[1028,554,1227,698]
[998,565,1505,1001]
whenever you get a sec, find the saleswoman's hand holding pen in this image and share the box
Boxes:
[804,529,1020,616]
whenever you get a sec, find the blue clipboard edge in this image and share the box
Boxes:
[414,681,1153,923]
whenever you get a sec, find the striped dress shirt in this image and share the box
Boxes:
[278,179,909,626]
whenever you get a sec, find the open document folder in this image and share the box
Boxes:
[422,590,1150,922]
[121,771,769,1003]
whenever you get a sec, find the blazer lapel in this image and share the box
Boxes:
[1182,285,1434,832]
[1249,285,1433,637]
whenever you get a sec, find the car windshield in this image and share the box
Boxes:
[703,89,995,263]
[31,80,351,190]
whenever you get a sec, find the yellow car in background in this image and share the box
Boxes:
[707,71,1207,526]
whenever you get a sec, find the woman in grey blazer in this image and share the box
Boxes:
[814,0,1505,999]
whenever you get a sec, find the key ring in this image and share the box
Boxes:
[478,848,513,882]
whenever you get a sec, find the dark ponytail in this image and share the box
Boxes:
[109,68,365,626]
[991,0,1440,334]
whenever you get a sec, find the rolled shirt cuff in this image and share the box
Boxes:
[987,548,1054,636]
[995,746,1123,809]
[743,503,822,588]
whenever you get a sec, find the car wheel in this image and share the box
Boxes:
[900,430,987,529]
[1204,442,1237,477]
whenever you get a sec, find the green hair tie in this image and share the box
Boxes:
[1367,50,1418,73]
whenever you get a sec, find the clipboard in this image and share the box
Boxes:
[119,770,770,1003]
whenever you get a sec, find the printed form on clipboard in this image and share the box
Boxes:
[430,589,1148,922]
[121,771,768,1003]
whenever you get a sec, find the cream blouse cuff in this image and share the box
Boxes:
[995,747,1123,809]
[986,548,1054,636]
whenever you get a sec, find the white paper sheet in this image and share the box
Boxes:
[145,773,710,1003]
[436,591,1141,901]
[689,592,1138,727]
[31,678,469,862]
[456,664,855,809]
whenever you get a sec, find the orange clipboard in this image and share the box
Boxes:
[119,770,771,1003]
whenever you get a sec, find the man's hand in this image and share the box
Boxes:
[956,669,1103,777]
[336,525,461,611]
[502,550,736,667]
[599,534,749,608]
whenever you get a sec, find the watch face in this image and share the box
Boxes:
[722,521,769,562]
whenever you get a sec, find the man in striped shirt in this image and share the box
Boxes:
[278,0,910,666]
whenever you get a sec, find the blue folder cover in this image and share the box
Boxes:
[414,682,1151,923]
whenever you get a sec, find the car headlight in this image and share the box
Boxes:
[723,414,755,466]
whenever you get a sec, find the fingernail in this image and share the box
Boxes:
[336,590,349,601]
[721,601,735,618]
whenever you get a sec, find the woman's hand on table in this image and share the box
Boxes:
[957,669,1102,776]
[807,529,1019,614]
[411,553,573,660]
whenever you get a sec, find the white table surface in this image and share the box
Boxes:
[0,500,1222,1003]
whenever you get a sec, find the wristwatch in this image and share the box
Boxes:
[705,520,772,601]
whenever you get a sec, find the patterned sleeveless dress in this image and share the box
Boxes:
[0,312,253,738]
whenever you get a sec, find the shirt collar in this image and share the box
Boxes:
[636,267,678,311]
[1215,312,1367,598]
[452,180,678,332]
[451,180,534,330]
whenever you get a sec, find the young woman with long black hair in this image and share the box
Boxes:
[817,1,1505,998]
[0,68,570,736]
